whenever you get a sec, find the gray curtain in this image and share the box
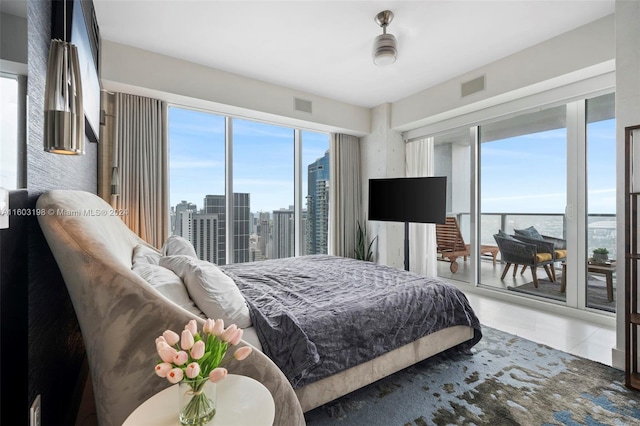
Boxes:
[329,133,362,257]
[111,92,168,248]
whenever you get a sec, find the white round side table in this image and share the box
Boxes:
[123,374,275,426]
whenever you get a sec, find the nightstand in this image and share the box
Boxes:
[123,374,275,425]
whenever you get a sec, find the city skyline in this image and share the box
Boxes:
[168,107,329,214]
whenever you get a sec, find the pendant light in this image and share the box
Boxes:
[43,0,85,155]
[373,10,397,66]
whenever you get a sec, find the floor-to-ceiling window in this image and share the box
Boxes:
[168,108,226,263]
[479,105,568,296]
[232,119,294,262]
[302,130,330,256]
[168,106,330,265]
[427,89,615,315]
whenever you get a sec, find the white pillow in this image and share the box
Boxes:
[159,255,251,328]
[132,244,162,265]
[162,235,198,258]
[132,262,205,319]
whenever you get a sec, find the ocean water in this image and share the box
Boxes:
[456,213,617,260]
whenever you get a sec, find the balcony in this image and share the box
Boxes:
[437,212,616,313]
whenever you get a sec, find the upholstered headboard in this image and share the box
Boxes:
[37,190,304,426]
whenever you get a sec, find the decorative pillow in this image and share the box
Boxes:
[132,244,162,265]
[159,255,252,328]
[132,263,205,318]
[497,229,518,241]
[514,226,543,240]
[162,235,198,258]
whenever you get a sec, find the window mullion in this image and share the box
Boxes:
[225,117,233,264]
[294,129,302,257]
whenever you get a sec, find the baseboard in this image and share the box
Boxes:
[612,347,625,371]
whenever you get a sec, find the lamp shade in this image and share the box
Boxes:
[373,33,397,66]
[44,39,85,155]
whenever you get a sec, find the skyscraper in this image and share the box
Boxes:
[257,212,271,260]
[191,214,220,264]
[233,192,250,263]
[173,200,197,236]
[306,150,330,255]
[272,207,294,259]
[203,193,250,264]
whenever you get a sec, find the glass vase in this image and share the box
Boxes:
[178,379,217,426]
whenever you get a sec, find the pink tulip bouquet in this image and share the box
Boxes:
[154,319,253,424]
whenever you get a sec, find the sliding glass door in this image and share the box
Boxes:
[428,90,615,314]
[479,105,568,299]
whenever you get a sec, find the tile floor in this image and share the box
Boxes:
[462,290,617,367]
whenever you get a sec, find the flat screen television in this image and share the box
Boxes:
[52,0,101,143]
[368,176,447,224]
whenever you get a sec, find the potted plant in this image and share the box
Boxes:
[355,221,377,262]
[592,248,609,263]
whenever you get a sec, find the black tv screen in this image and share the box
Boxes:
[368,177,447,224]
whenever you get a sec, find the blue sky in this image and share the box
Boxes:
[481,119,615,214]
[169,107,328,213]
[169,106,615,216]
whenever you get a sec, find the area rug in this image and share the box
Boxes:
[304,326,640,425]
[507,275,615,313]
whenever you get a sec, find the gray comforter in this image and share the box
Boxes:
[221,255,482,388]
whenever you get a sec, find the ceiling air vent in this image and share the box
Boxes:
[461,76,485,98]
[294,98,313,114]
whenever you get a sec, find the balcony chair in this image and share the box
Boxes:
[493,232,556,288]
[436,216,500,273]
[512,226,567,281]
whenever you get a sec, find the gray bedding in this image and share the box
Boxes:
[220,255,482,388]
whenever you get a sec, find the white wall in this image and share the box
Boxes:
[393,15,615,134]
[360,103,405,269]
[101,40,370,136]
[614,0,640,371]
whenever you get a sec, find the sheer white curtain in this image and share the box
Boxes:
[329,133,361,257]
[111,92,168,248]
[405,137,437,276]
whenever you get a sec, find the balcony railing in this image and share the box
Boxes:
[454,212,617,259]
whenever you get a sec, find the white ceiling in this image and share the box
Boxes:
[93,0,614,108]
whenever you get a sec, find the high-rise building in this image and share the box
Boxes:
[273,207,294,259]
[173,200,197,236]
[203,195,226,263]
[233,193,250,263]
[257,212,271,260]
[203,193,250,264]
[306,150,330,254]
[191,213,219,264]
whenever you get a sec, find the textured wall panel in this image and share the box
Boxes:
[26,0,98,424]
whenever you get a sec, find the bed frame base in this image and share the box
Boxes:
[295,325,474,412]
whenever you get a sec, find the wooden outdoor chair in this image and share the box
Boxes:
[436,217,500,272]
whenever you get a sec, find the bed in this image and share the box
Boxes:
[36,190,481,425]
[221,255,481,411]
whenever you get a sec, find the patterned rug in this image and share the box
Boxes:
[304,326,640,425]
